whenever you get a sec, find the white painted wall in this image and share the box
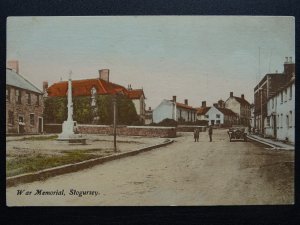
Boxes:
[225,97,240,116]
[205,106,224,125]
[152,100,176,123]
[265,82,295,143]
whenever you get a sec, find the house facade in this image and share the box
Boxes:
[6,68,44,134]
[254,57,295,134]
[46,69,146,124]
[264,74,295,143]
[225,92,251,126]
[197,104,237,126]
[144,107,153,125]
[153,96,197,123]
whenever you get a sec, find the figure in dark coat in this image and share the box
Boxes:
[208,125,213,142]
[194,128,200,142]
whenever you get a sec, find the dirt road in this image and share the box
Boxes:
[6,129,294,206]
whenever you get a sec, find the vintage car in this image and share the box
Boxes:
[227,126,247,142]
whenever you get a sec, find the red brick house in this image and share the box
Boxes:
[45,69,146,123]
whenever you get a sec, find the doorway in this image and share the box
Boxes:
[38,117,43,133]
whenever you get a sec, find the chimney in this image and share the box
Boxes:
[99,69,110,82]
[230,92,233,97]
[241,94,244,99]
[285,57,289,63]
[202,101,206,107]
[43,81,48,93]
[172,96,176,102]
[184,99,188,105]
[213,103,218,108]
[284,57,295,80]
[7,60,19,73]
[148,107,151,111]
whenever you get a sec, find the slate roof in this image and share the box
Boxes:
[6,68,42,94]
[127,89,145,99]
[176,102,197,111]
[233,96,250,106]
[196,107,211,115]
[216,107,237,117]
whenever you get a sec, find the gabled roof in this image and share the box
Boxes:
[47,78,129,97]
[176,102,197,111]
[216,107,237,117]
[196,107,211,115]
[233,96,250,106]
[6,68,42,94]
[127,89,145,99]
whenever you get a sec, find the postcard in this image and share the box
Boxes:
[6,16,295,206]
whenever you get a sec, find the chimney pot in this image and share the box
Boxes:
[99,69,110,82]
[230,92,233,97]
[184,99,188,105]
[289,57,292,63]
[7,60,19,74]
[172,96,176,102]
[202,101,206,107]
[43,81,48,92]
[241,94,244,99]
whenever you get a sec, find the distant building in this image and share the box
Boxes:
[127,85,146,123]
[249,103,255,128]
[46,69,146,123]
[225,92,251,126]
[144,107,153,125]
[265,72,295,143]
[197,101,237,126]
[6,67,44,134]
[254,57,295,134]
[153,96,197,123]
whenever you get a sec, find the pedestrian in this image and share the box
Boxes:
[208,125,213,142]
[194,128,200,142]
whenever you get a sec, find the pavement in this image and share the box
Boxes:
[6,129,294,206]
[248,134,294,150]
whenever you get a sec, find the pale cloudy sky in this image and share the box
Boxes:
[7,16,295,109]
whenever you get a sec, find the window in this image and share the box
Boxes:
[266,117,270,127]
[216,114,220,118]
[8,111,14,125]
[281,91,283,103]
[6,88,10,102]
[284,89,287,102]
[16,89,21,104]
[280,114,283,128]
[205,115,209,119]
[286,115,289,128]
[27,93,31,104]
[36,94,40,106]
[277,115,279,129]
[30,114,34,125]
[216,120,220,124]
[289,111,293,127]
[289,86,292,100]
[272,98,274,109]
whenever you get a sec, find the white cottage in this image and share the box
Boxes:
[265,75,295,144]
[153,96,197,123]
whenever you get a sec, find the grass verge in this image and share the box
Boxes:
[6,151,98,177]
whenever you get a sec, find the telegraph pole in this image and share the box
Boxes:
[113,94,117,152]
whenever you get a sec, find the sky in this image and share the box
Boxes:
[7,16,295,109]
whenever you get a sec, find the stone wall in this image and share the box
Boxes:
[177,125,207,132]
[44,124,177,138]
[6,85,44,134]
[78,125,177,138]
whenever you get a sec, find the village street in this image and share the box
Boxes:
[6,129,294,206]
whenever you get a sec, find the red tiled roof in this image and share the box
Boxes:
[233,96,250,106]
[196,107,211,115]
[176,102,197,111]
[47,78,129,97]
[216,107,237,117]
[127,89,145,99]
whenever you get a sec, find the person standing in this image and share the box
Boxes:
[194,128,200,142]
[208,125,213,142]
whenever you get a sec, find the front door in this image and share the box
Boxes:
[18,116,24,134]
[273,115,277,138]
[211,120,215,126]
[38,117,43,133]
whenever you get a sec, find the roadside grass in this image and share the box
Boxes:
[6,150,99,177]
[7,135,58,142]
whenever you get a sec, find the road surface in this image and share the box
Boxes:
[6,129,294,206]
